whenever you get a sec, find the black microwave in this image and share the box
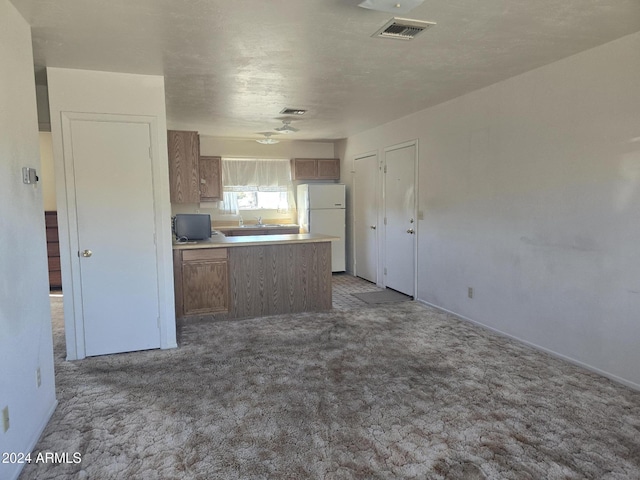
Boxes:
[173,214,211,241]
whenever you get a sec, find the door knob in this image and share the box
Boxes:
[370,225,377,230]
[406,229,415,234]
[81,249,92,257]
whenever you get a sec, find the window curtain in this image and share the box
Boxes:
[221,158,296,213]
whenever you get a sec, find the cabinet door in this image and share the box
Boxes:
[168,130,200,203]
[229,229,268,236]
[45,211,62,289]
[317,159,340,180]
[277,227,300,235]
[200,156,222,201]
[182,260,229,314]
[291,158,317,180]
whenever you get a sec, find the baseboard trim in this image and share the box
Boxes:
[8,399,58,480]
[416,299,640,392]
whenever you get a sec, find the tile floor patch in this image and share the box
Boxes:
[332,273,383,310]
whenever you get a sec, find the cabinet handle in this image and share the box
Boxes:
[406,229,415,234]
[370,225,376,230]
[81,249,92,257]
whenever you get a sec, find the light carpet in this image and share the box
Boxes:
[19,297,640,479]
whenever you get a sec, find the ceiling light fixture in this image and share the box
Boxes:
[358,0,424,14]
[256,133,279,145]
[275,120,299,134]
[280,108,307,115]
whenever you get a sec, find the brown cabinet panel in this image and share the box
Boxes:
[182,261,229,315]
[48,256,61,271]
[291,158,340,180]
[274,227,300,235]
[226,229,267,236]
[49,270,62,288]
[199,156,222,202]
[317,159,340,179]
[174,248,229,317]
[47,242,60,257]
[291,158,317,180]
[182,248,228,261]
[44,211,62,289]
[229,242,332,318]
[168,130,200,204]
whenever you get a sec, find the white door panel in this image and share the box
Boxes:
[384,144,416,296]
[354,154,378,283]
[310,209,346,272]
[70,119,160,356]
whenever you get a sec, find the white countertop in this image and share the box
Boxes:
[173,233,338,250]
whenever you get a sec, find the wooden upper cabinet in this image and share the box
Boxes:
[45,211,62,289]
[291,158,317,179]
[199,156,223,202]
[168,130,200,203]
[317,159,341,180]
[291,158,340,180]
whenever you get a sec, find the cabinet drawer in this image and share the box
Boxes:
[47,241,60,257]
[49,270,62,288]
[182,248,228,261]
[48,256,61,271]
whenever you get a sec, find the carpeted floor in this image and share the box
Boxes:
[19,291,640,479]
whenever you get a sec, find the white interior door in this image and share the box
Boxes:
[68,118,160,356]
[384,143,416,296]
[354,154,378,283]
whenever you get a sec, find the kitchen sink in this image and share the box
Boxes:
[239,224,287,228]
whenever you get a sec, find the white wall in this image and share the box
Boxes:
[199,136,335,159]
[0,1,57,479]
[47,68,177,359]
[342,32,640,389]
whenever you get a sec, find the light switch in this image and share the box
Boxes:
[22,167,39,184]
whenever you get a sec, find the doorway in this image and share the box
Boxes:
[60,113,161,357]
[353,152,379,284]
[383,141,417,297]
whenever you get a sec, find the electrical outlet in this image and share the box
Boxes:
[468,287,473,299]
[36,367,42,388]
[2,406,9,433]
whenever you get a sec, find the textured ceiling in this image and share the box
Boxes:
[12,0,640,141]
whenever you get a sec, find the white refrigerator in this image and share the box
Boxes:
[297,184,346,272]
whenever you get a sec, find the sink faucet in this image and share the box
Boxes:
[256,216,263,225]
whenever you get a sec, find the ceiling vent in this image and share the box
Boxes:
[373,17,435,40]
[280,108,307,115]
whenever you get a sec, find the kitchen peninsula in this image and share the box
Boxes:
[173,233,335,321]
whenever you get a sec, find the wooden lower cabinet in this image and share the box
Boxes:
[45,211,62,289]
[173,240,332,320]
[174,248,229,317]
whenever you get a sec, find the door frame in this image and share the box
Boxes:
[57,112,176,360]
[352,150,381,285]
[382,139,418,298]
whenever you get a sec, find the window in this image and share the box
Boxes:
[221,158,294,213]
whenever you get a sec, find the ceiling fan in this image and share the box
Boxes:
[256,133,280,144]
[358,0,424,14]
[275,120,299,134]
